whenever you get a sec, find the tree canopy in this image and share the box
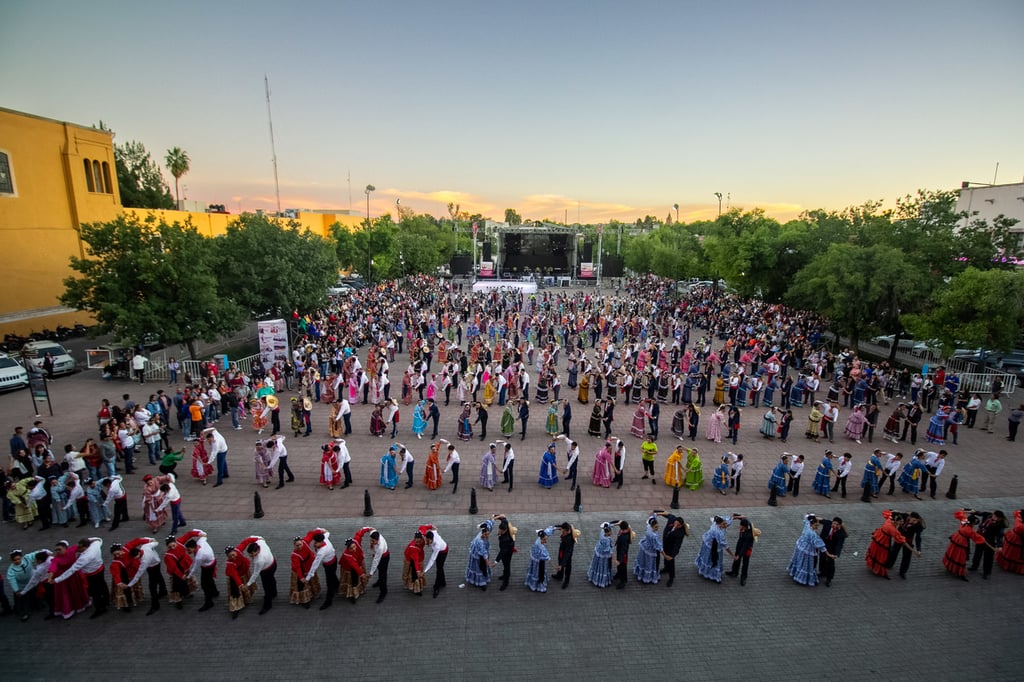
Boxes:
[115,140,174,209]
[215,213,339,316]
[61,214,244,358]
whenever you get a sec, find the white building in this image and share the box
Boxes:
[955,181,1024,259]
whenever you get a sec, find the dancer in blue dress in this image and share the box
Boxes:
[767,454,790,506]
[412,400,428,439]
[897,450,928,499]
[525,528,554,592]
[787,514,834,586]
[859,449,884,502]
[634,515,664,584]
[712,455,732,495]
[587,522,615,587]
[538,443,559,489]
[694,515,732,583]
[464,520,494,589]
[379,446,398,490]
[811,450,835,498]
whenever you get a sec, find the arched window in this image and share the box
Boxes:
[0,151,13,195]
[92,160,104,193]
[83,158,95,192]
[101,161,112,194]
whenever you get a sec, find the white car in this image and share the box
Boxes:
[0,352,29,391]
[19,341,76,376]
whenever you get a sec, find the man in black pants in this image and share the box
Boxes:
[969,510,1008,580]
[831,453,852,498]
[658,513,687,588]
[358,527,389,604]
[551,523,575,589]
[495,515,515,591]
[518,400,530,441]
[726,517,755,586]
[475,402,488,441]
[307,531,338,610]
[500,442,514,492]
[424,529,448,598]
[901,402,922,444]
[428,400,440,439]
[817,517,847,587]
[613,520,631,589]
[54,537,109,619]
[243,537,277,615]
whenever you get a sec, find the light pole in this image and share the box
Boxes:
[395,197,401,223]
[365,184,375,282]
[596,224,604,291]
[673,203,679,223]
[714,192,723,217]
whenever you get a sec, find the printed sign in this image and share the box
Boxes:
[258,319,290,368]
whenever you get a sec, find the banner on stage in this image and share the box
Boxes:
[580,263,594,279]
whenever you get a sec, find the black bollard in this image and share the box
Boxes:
[363,489,374,517]
[253,491,265,519]
[670,486,680,510]
[573,486,582,513]
[469,488,479,514]
[945,474,958,500]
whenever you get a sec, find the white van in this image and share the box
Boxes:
[20,341,76,376]
[0,352,29,391]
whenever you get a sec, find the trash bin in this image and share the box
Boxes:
[214,354,229,371]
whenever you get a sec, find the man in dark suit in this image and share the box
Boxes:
[818,517,847,587]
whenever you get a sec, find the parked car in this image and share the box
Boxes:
[0,352,29,391]
[910,339,942,360]
[870,335,916,351]
[19,341,76,376]
[327,282,354,296]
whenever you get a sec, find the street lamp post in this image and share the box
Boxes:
[365,184,375,282]
[395,197,401,223]
[673,203,679,223]
[714,192,723,218]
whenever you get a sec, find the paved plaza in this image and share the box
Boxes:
[1,365,1022,681]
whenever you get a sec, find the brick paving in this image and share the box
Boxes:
[2,363,1022,680]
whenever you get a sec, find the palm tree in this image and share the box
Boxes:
[164,147,191,209]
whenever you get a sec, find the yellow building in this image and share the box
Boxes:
[0,107,362,337]
[0,107,121,335]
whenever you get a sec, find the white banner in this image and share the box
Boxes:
[258,319,290,369]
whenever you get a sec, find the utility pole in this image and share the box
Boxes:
[265,75,281,214]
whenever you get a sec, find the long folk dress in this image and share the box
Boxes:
[464,532,491,587]
[524,535,551,592]
[423,443,443,490]
[694,520,727,583]
[633,526,664,584]
[587,405,603,437]
[500,406,515,437]
[865,512,907,578]
[592,445,613,488]
[479,449,499,491]
[684,450,704,490]
[996,509,1024,575]
[788,518,827,586]
[379,451,398,490]
[538,450,559,489]
[664,448,684,487]
[943,514,988,578]
[587,531,614,587]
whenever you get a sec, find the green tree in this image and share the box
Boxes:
[215,213,338,316]
[61,214,244,358]
[904,268,1024,355]
[164,147,191,209]
[330,222,358,270]
[504,208,522,225]
[115,140,174,209]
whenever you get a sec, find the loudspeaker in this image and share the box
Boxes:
[603,255,624,277]
[450,254,472,275]
[582,243,593,262]
[483,242,492,261]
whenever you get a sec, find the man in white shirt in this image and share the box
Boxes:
[102,475,129,530]
[558,436,580,491]
[305,529,338,610]
[333,438,352,488]
[922,449,947,499]
[131,352,149,384]
[268,435,294,489]
[127,537,166,615]
[422,527,449,598]
[55,537,108,618]
[832,453,853,498]
[154,476,186,535]
[204,427,229,488]
[882,452,903,495]
[396,444,415,489]
[240,535,276,615]
[787,454,805,497]
[183,529,218,612]
[498,441,515,492]
[440,440,460,494]
[357,526,389,603]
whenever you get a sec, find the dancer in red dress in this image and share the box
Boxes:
[865,510,918,579]
[942,510,996,581]
[996,509,1024,575]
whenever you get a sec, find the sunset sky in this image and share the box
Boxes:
[3,0,1022,224]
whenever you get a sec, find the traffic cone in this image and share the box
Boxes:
[573,486,582,513]
[363,489,374,517]
[469,488,479,514]
[253,491,265,519]
[670,486,680,510]
[945,474,958,500]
